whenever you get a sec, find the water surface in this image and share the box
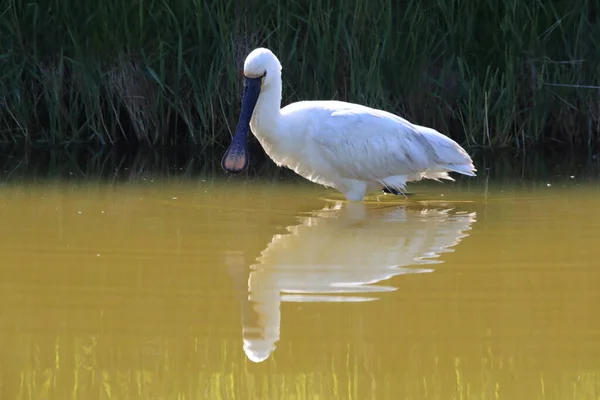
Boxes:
[0,149,599,399]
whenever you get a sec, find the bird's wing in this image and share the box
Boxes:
[311,105,435,181]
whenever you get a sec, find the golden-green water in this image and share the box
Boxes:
[0,154,599,399]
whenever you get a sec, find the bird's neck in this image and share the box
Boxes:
[250,80,282,140]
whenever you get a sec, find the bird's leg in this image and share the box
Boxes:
[340,179,368,202]
[381,186,414,197]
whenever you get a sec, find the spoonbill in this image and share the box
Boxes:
[221,48,476,201]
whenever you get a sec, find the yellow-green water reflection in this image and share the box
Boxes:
[0,164,599,399]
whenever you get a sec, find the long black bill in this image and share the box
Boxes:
[221,75,263,174]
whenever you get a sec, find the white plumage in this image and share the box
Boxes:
[222,48,476,201]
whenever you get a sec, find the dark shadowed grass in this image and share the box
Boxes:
[1,0,600,150]
[0,145,597,186]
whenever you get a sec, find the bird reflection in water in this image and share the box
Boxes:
[225,201,476,363]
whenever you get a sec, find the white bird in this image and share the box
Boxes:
[222,48,476,201]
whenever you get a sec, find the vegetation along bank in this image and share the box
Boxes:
[1,0,599,150]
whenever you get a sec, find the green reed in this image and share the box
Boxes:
[1,0,599,149]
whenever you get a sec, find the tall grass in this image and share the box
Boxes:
[1,0,599,149]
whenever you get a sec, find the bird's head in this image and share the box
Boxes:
[221,48,282,174]
[243,47,281,87]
